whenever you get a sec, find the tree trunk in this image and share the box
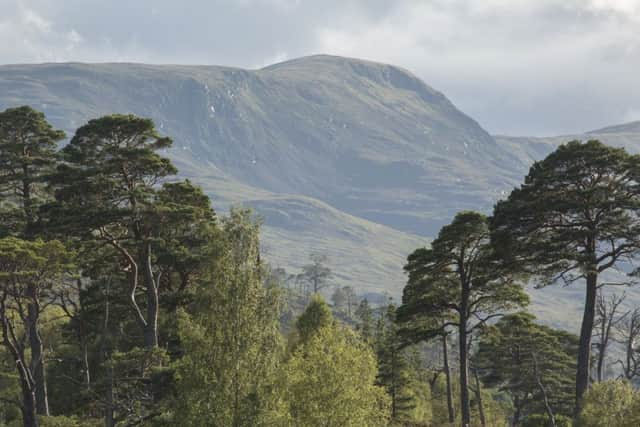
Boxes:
[26,285,48,416]
[574,271,598,418]
[596,307,605,382]
[82,338,91,390]
[473,367,486,427]
[513,396,521,427]
[100,281,115,427]
[443,332,455,424]
[141,243,159,348]
[20,384,39,427]
[105,364,115,427]
[458,317,471,427]
[2,296,39,427]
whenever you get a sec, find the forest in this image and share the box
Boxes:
[2,105,640,427]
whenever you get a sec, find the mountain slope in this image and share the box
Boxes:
[0,55,510,296]
[180,163,427,295]
[0,56,522,236]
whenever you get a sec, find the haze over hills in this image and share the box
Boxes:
[2,55,640,325]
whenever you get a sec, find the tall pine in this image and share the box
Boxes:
[492,140,640,416]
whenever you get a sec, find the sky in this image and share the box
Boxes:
[1,0,639,136]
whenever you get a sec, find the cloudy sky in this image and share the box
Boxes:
[1,0,639,136]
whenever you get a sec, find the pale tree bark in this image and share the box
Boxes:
[594,292,626,382]
[533,353,556,427]
[614,308,640,381]
[26,284,48,415]
[1,293,39,427]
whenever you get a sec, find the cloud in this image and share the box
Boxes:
[0,0,639,135]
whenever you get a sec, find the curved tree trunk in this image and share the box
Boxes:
[142,243,159,348]
[27,287,49,416]
[533,353,556,427]
[574,271,598,418]
[2,296,39,427]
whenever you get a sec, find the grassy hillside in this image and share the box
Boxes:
[179,162,427,295]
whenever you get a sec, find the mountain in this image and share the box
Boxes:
[3,55,640,327]
[495,122,640,168]
[1,55,516,295]
[0,56,525,237]
[587,121,640,134]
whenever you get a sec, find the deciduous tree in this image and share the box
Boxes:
[283,297,390,426]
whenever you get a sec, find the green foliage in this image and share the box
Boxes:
[430,373,455,425]
[50,113,175,235]
[0,237,74,425]
[0,105,65,237]
[374,304,428,424]
[492,139,640,413]
[475,312,577,421]
[397,211,528,425]
[0,237,73,279]
[398,211,528,341]
[492,140,640,287]
[173,209,285,426]
[38,415,101,427]
[283,323,391,426]
[295,294,333,343]
[579,380,640,427]
[522,414,572,427]
[300,253,333,295]
[48,113,215,350]
[355,298,374,343]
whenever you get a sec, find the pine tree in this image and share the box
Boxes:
[46,114,212,350]
[355,298,374,343]
[491,140,640,416]
[0,106,66,418]
[374,304,416,422]
[397,211,529,426]
[474,312,577,424]
[0,105,65,238]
